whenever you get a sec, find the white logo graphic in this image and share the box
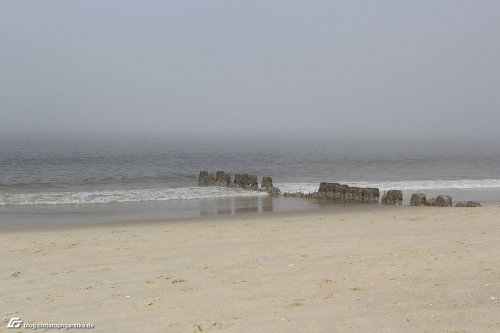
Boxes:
[4,316,95,330]
[7,317,23,328]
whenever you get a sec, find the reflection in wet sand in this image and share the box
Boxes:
[234,197,259,214]
[200,196,275,216]
[262,196,273,212]
[0,195,323,228]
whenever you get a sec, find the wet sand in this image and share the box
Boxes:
[1,204,499,332]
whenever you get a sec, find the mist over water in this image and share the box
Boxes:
[2,1,499,227]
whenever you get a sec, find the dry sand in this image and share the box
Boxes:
[1,204,499,332]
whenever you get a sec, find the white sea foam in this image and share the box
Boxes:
[2,179,500,206]
[276,179,500,193]
[0,187,269,206]
[274,183,319,194]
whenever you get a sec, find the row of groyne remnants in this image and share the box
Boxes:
[198,171,281,194]
[198,171,481,207]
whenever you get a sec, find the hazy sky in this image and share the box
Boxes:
[1,1,499,139]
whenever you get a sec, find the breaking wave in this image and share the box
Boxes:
[0,186,268,206]
[2,179,499,206]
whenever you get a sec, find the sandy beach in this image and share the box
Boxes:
[1,204,499,332]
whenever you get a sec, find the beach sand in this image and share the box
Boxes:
[1,204,499,332]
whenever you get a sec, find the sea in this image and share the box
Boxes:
[1,134,499,228]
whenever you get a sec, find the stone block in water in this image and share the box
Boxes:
[198,171,215,186]
[261,176,273,188]
[410,193,428,206]
[362,188,379,204]
[234,173,258,190]
[435,195,452,207]
[381,190,403,205]
[344,186,363,204]
[215,171,231,187]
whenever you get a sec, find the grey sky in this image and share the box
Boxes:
[1,1,499,139]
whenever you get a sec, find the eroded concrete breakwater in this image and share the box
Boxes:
[410,192,482,207]
[198,171,481,207]
[284,185,482,207]
[198,171,280,194]
[284,182,379,204]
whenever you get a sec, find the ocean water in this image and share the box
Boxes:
[1,135,499,227]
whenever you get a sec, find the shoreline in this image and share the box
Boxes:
[0,202,393,233]
[1,199,499,232]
